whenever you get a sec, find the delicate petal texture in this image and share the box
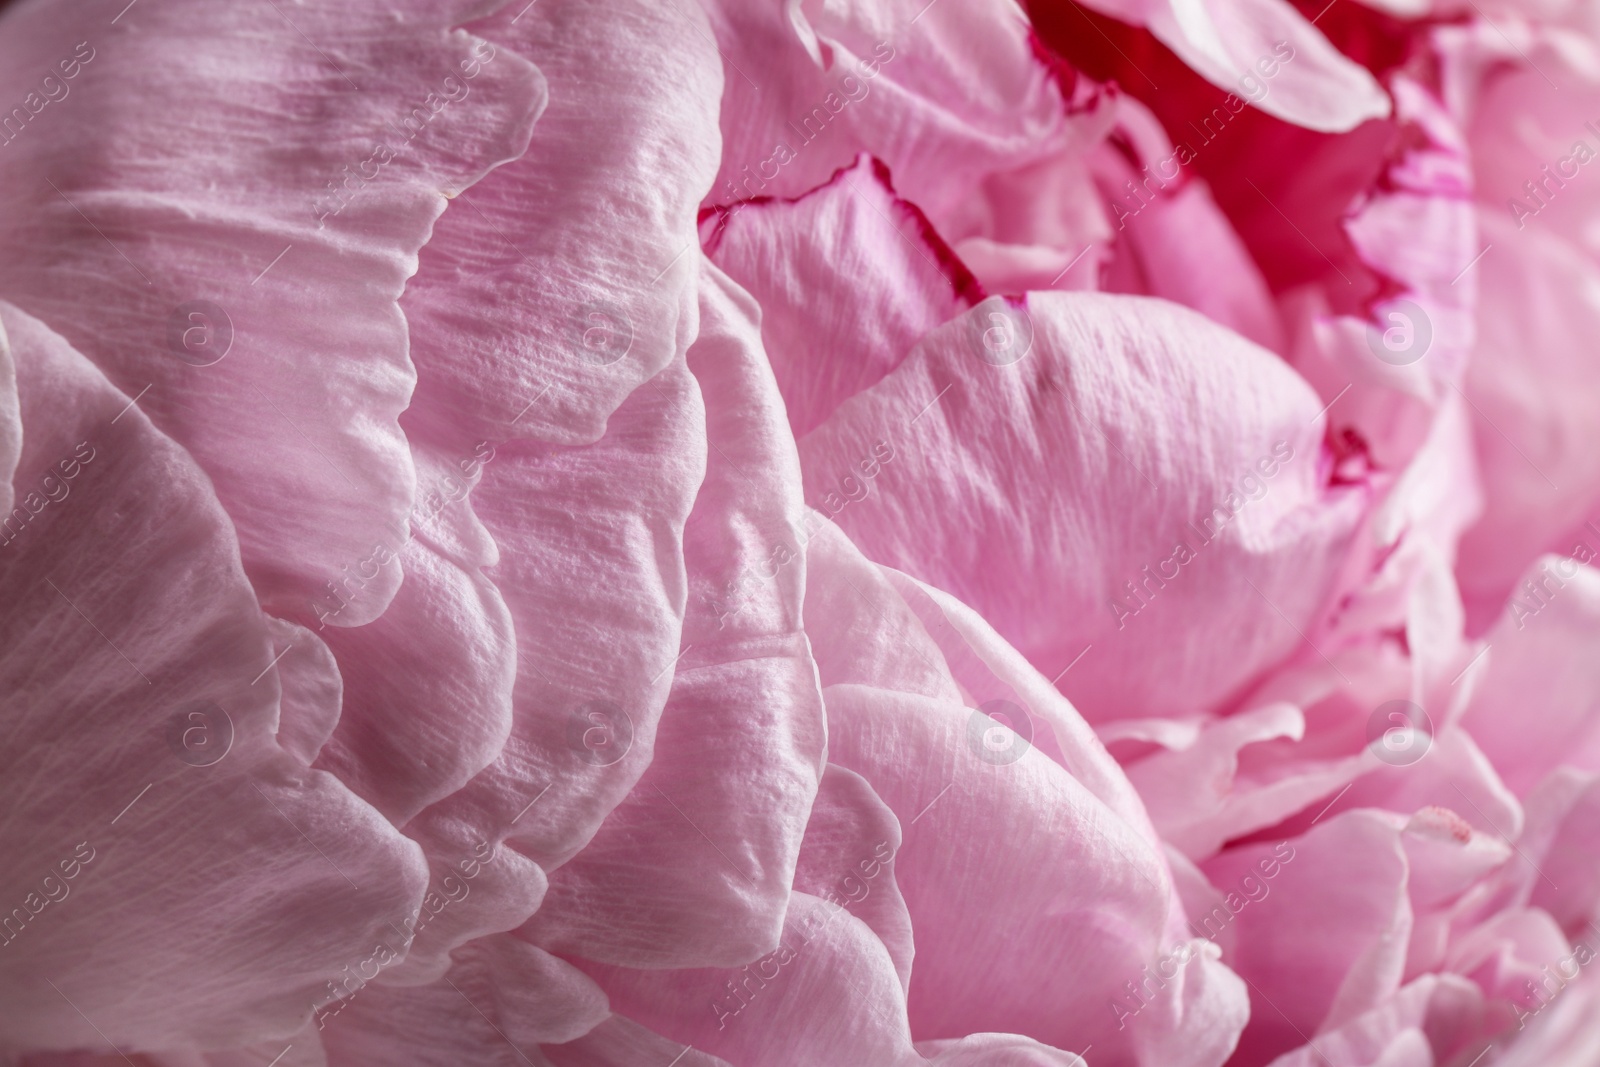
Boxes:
[798,291,1370,722]
[0,303,426,1050]
[400,0,724,445]
[702,154,980,436]
[316,535,517,825]
[805,527,1249,1067]
[390,353,705,980]
[705,0,1075,225]
[525,260,825,967]
[579,893,922,1066]
[1203,812,1412,1065]
[0,0,545,625]
[268,619,344,766]
[319,934,608,1065]
[793,763,915,992]
[1461,558,1600,795]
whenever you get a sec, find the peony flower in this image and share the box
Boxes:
[3,0,1600,1065]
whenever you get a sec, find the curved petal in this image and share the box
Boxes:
[388,352,706,982]
[797,290,1370,723]
[399,0,723,445]
[1202,811,1412,1064]
[524,260,824,968]
[702,154,980,436]
[0,0,545,625]
[1461,558,1600,795]
[0,302,426,1051]
[319,934,608,1065]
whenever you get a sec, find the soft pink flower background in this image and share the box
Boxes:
[0,0,1597,1064]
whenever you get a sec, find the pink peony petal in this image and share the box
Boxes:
[523,260,825,968]
[0,0,545,625]
[318,934,608,1065]
[0,302,426,1051]
[399,0,723,446]
[702,154,980,436]
[797,291,1370,723]
[1461,558,1600,795]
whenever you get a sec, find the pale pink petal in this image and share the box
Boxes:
[315,536,517,825]
[267,619,343,767]
[400,0,723,446]
[577,894,921,1067]
[702,154,980,436]
[524,261,824,968]
[318,934,608,1065]
[1461,558,1600,795]
[543,1015,734,1067]
[388,353,706,981]
[1093,96,1284,351]
[1202,812,1411,1063]
[917,1033,1090,1065]
[705,0,1076,226]
[1455,222,1600,623]
[797,291,1370,723]
[0,0,544,625]
[1261,975,1489,1067]
[0,303,426,1050]
[793,763,914,992]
